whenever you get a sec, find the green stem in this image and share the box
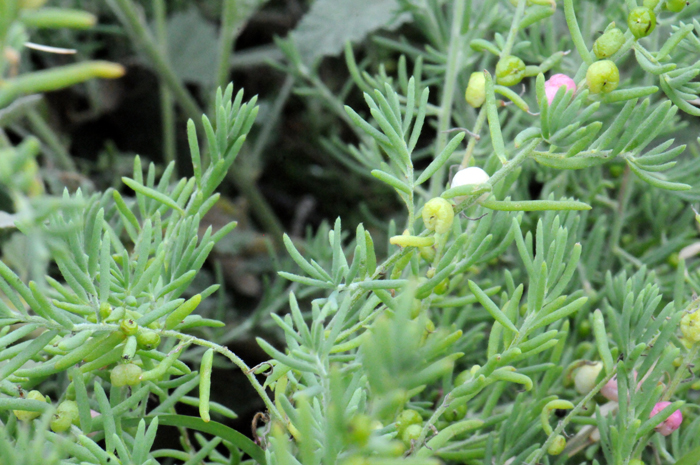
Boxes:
[161,330,285,426]
[460,106,487,169]
[215,0,238,94]
[501,0,527,58]
[429,0,467,197]
[153,0,176,174]
[608,165,633,267]
[564,0,594,66]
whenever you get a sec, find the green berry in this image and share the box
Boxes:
[347,414,372,446]
[628,7,656,39]
[629,460,645,465]
[586,60,620,94]
[496,55,526,87]
[50,400,79,433]
[665,0,686,11]
[419,246,436,263]
[401,423,422,446]
[111,363,143,387]
[681,309,700,344]
[395,409,422,436]
[120,318,138,336]
[465,72,486,108]
[643,0,660,7]
[422,198,454,234]
[13,390,47,422]
[136,329,161,350]
[547,434,567,455]
[593,27,625,59]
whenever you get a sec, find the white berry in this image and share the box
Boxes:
[451,167,490,188]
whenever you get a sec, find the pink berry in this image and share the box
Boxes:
[544,74,576,105]
[601,376,620,401]
[649,402,682,436]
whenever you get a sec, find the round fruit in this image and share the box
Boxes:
[120,318,138,336]
[586,60,620,94]
[111,363,143,387]
[593,27,625,59]
[136,329,161,350]
[401,423,422,446]
[547,435,566,455]
[13,390,47,422]
[496,56,526,87]
[628,7,656,39]
[395,409,422,436]
[422,198,454,234]
[665,0,686,12]
[465,72,486,108]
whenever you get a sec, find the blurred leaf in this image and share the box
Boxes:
[165,7,217,86]
[291,0,410,65]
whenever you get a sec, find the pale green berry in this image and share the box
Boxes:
[401,423,422,446]
[13,390,47,422]
[593,27,625,59]
[496,55,526,87]
[680,310,700,344]
[574,362,603,394]
[465,72,486,108]
[50,401,79,433]
[547,435,566,455]
[665,0,687,12]
[586,60,620,94]
[136,329,161,350]
[422,198,454,234]
[628,7,656,40]
[396,409,422,436]
[347,414,372,446]
[120,318,138,336]
[643,0,660,7]
[111,363,143,387]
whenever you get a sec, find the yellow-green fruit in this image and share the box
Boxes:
[422,198,454,234]
[13,390,47,422]
[629,460,645,465]
[680,310,700,344]
[120,318,138,336]
[547,435,567,455]
[347,414,372,446]
[586,60,619,94]
[665,0,686,12]
[496,55,526,87]
[396,409,422,436]
[402,423,422,446]
[111,363,143,387]
[574,362,603,394]
[50,400,79,433]
[628,7,656,39]
[643,0,660,7]
[136,329,161,350]
[465,72,486,108]
[593,27,625,59]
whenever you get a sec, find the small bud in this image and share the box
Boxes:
[422,198,454,234]
[649,402,682,436]
[50,400,79,433]
[496,55,526,87]
[547,434,566,455]
[465,72,486,108]
[628,7,656,40]
[573,362,603,394]
[593,27,625,59]
[586,60,620,94]
[544,74,576,105]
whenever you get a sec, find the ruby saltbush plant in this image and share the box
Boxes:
[1,0,700,464]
